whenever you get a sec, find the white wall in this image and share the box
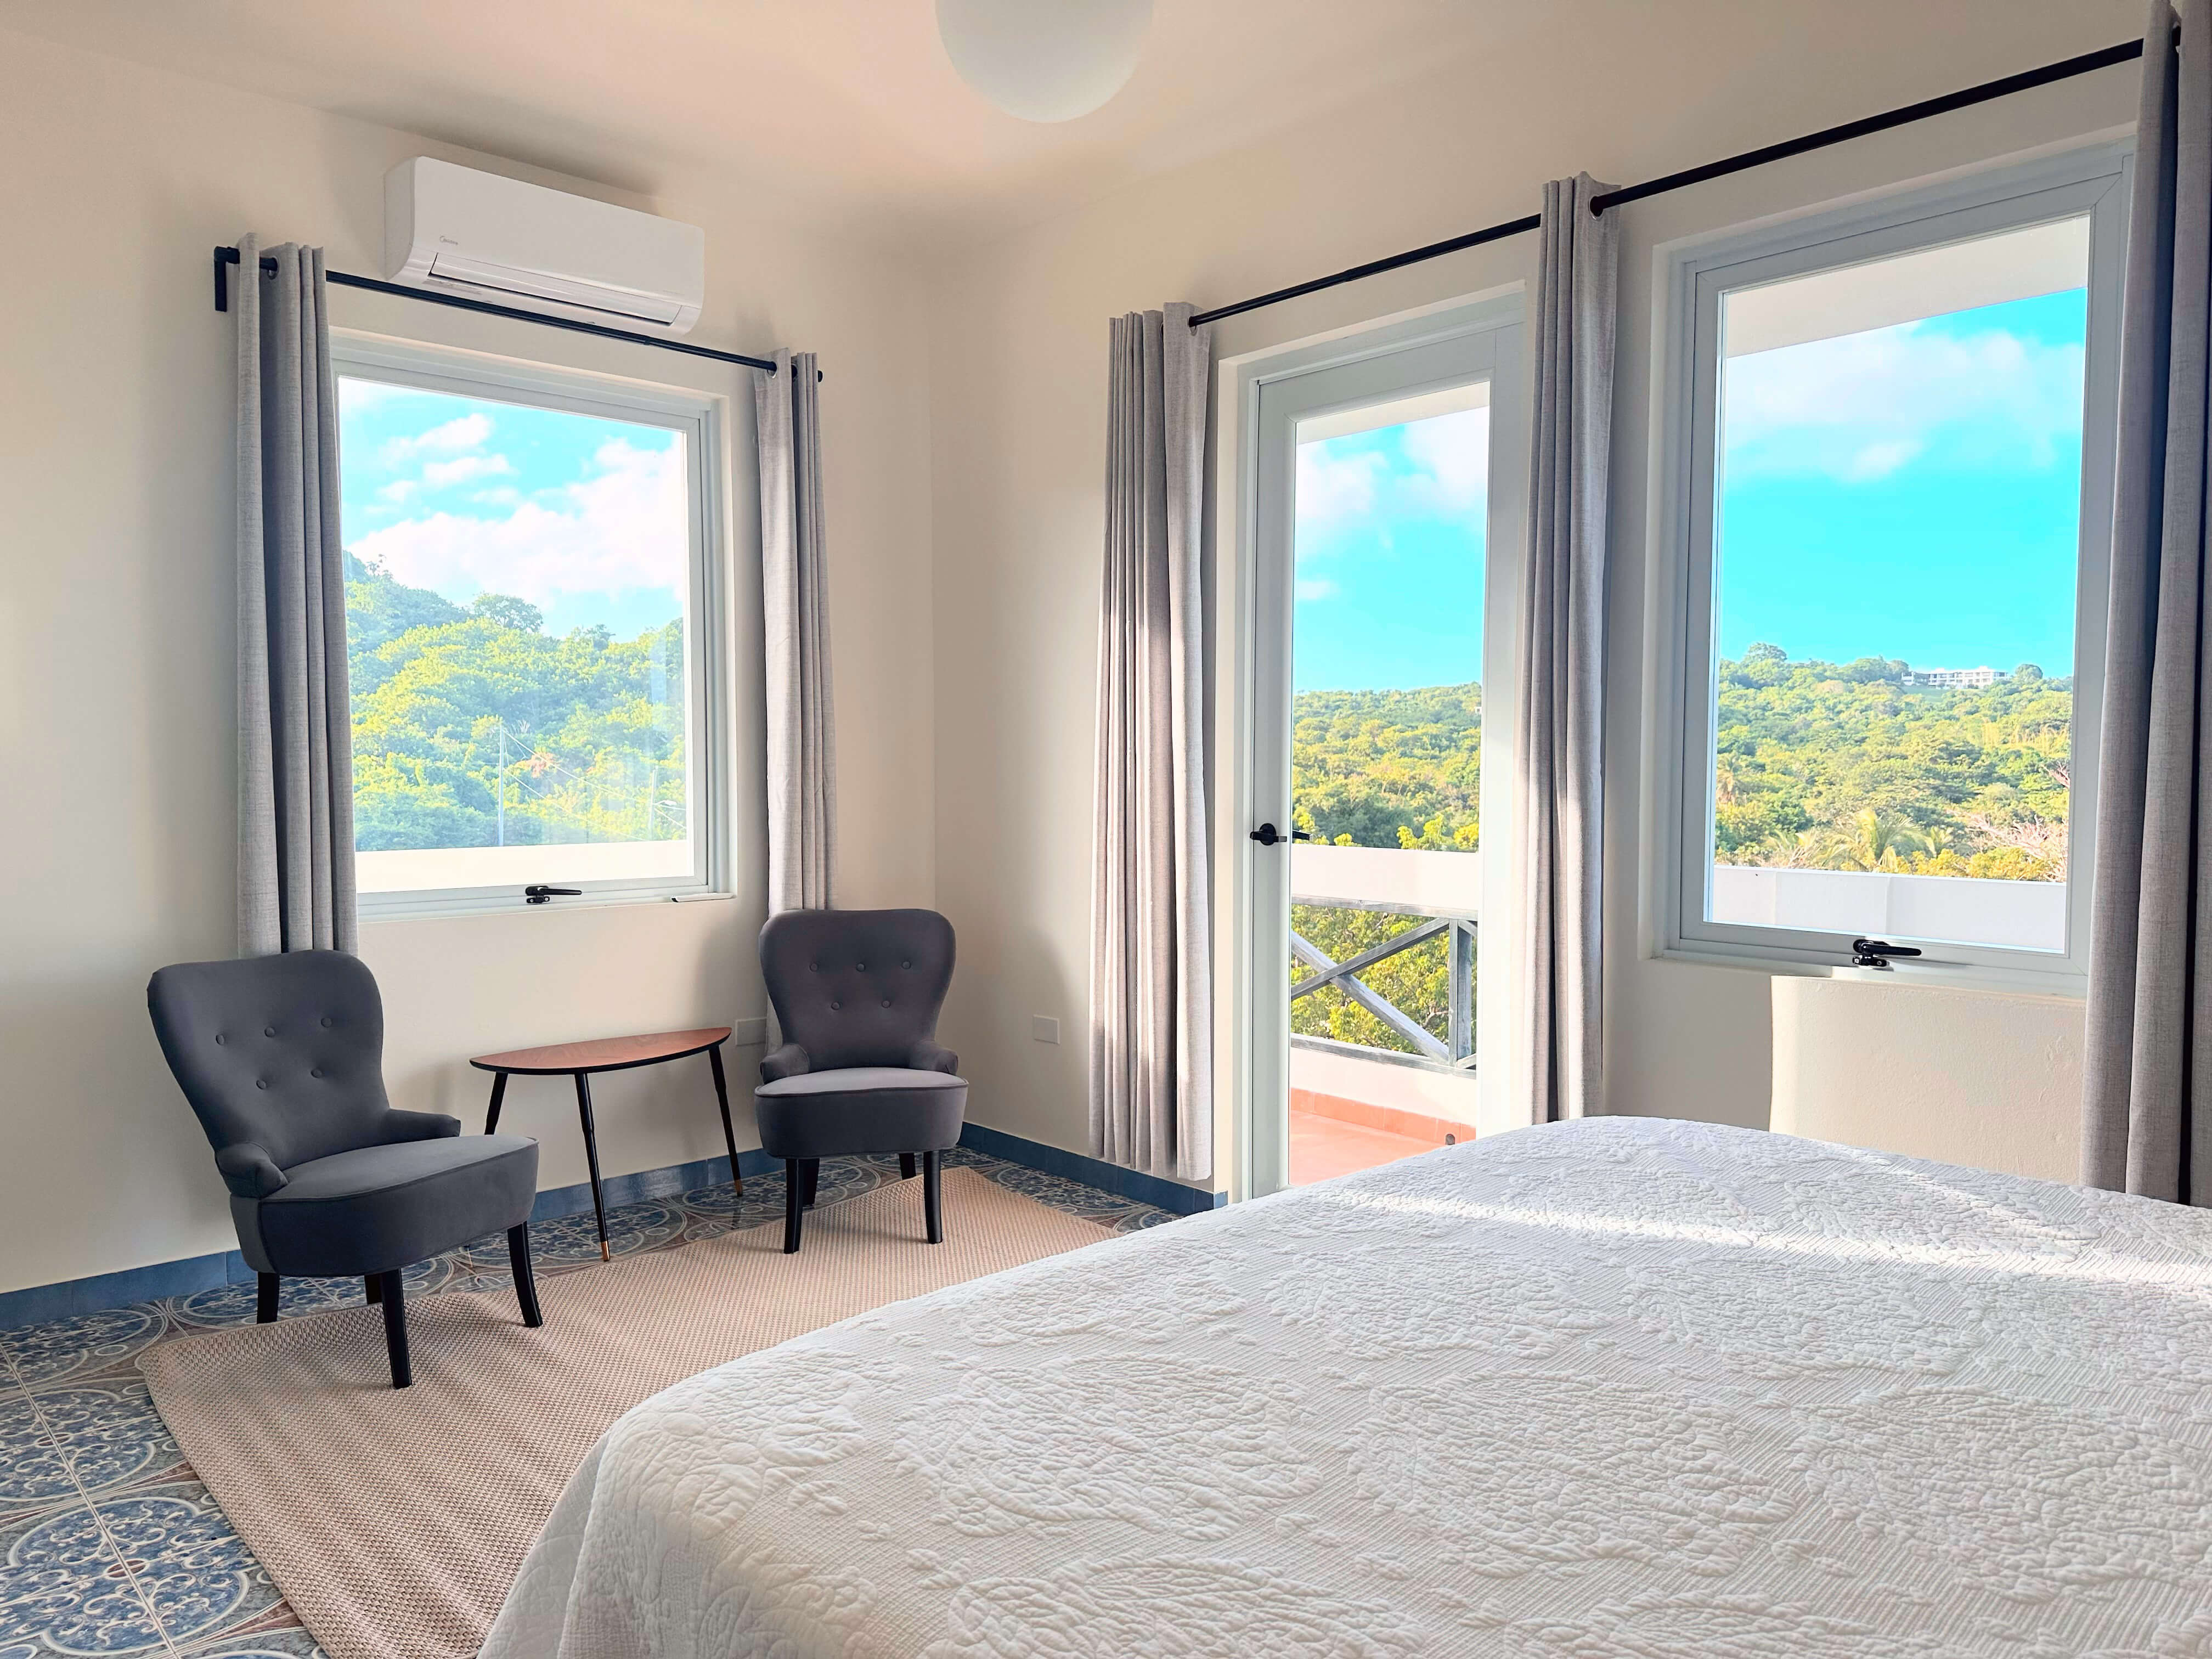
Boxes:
[1771,976,2084,1183]
[926,0,2138,1181]
[0,29,935,1296]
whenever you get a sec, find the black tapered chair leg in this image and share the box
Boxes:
[364,1274,382,1305]
[922,1150,944,1244]
[256,1273,279,1323]
[782,1160,804,1254]
[378,1270,411,1389]
[899,1153,918,1180]
[800,1158,820,1208]
[507,1223,544,1328]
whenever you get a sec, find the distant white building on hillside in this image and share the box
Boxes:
[1907,665,2000,689]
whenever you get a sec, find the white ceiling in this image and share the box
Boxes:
[0,0,1515,242]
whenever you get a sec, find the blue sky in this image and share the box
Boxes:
[337,379,688,640]
[1294,406,1488,692]
[1716,287,2086,674]
[1288,288,2088,693]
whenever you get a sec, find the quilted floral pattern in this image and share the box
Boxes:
[484,1118,2212,1658]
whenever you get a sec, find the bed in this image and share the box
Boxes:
[482,1116,2212,1657]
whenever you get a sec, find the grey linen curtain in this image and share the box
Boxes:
[757,350,837,914]
[235,234,357,955]
[1090,303,1214,1182]
[1510,176,1618,1124]
[2083,2,2209,1205]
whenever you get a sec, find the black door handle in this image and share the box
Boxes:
[1251,823,1285,847]
[525,885,583,905]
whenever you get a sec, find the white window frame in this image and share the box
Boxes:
[334,332,732,919]
[1650,142,2131,994]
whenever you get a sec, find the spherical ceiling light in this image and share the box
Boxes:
[935,0,1154,123]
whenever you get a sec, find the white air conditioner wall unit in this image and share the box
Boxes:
[383,158,706,336]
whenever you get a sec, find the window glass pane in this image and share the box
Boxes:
[337,377,694,894]
[1706,218,2089,952]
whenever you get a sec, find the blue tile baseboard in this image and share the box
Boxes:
[0,1131,1214,1330]
[957,1122,1226,1215]
[0,1149,768,1333]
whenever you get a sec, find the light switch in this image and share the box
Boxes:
[1031,1015,1060,1045]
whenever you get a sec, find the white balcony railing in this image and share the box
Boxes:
[1709,864,2065,953]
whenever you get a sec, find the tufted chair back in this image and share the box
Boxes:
[759,909,956,1070]
[149,951,397,1177]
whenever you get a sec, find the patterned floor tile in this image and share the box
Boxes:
[0,1150,1169,1657]
[93,1483,281,1652]
[0,1498,169,1656]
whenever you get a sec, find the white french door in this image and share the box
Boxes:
[1238,302,1526,1198]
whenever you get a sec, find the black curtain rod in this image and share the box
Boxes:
[1189,37,2145,328]
[212,245,785,375]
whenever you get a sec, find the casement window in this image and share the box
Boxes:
[1654,145,2129,988]
[334,336,728,917]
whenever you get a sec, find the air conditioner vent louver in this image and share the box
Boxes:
[384,158,704,337]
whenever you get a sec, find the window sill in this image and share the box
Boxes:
[1651,943,2086,1004]
[359,889,743,927]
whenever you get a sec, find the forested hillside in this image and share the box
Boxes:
[1286,649,2070,881]
[345,555,687,853]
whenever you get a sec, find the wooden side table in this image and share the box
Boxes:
[470,1026,739,1261]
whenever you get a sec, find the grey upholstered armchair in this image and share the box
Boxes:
[755,909,968,1254]
[148,950,543,1387]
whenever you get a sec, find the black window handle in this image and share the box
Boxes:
[1851,937,1923,968]
[525,885,582,905]
[1250,823,1315,847]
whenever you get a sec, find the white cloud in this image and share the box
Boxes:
[1296,443,1385,534]
[377,479,417,505]
[472,487,522,507]
[379,412,494,468]
[347,438,687,606]
[1723,321,2084,483]
[422,453,515,488]
[1295,578,1339,602]
[1398,407,1489,512]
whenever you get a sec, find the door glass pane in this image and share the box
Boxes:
[1707,217,2090,952]
[338,377,695,894]
[1287,381,1486,1183]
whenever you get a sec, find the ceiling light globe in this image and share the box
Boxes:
[935,0,1154,123]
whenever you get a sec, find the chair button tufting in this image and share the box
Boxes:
[311,1068,324,1079]
[830,1000,842,1011]
[264,1026,276,1037]
[255,1079,268,1090]
[810,961,819,972]
[856,962,866,972]
[902,960,912,969]
[320,1017,333,1028]
[881,998,892,1008]
[213,1034,226,1046]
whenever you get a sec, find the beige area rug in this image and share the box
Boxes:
[139,1169,1112,1659]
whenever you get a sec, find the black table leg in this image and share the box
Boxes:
[782,1160,804,1254]
[899,1153,917,1180]
[508,1223,544,1327]
[256,1273,279,1323]
[707,1043,742,1198]
[377,1269,411,1389]
[484,1070,509,1135]
[922,1150,944,1244]
[574,1071,610,1262]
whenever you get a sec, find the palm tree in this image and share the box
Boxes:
[1819,808,1928,873]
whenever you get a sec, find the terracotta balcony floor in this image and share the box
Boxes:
[1288,1109,1440,1185]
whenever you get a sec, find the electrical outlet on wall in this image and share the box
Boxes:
[1031,1015,1060,1045]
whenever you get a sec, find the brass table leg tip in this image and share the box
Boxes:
[600,1242,610,1262]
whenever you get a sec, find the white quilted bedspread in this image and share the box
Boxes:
[482,1118,2212,1658]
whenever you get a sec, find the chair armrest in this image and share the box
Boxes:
[907,1040,960,1075]
[760,1043,811,1084]
[215,1144,288,1199]
[383,1109,462,1142]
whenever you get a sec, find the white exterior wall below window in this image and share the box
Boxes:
[1710,866,2067,953]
